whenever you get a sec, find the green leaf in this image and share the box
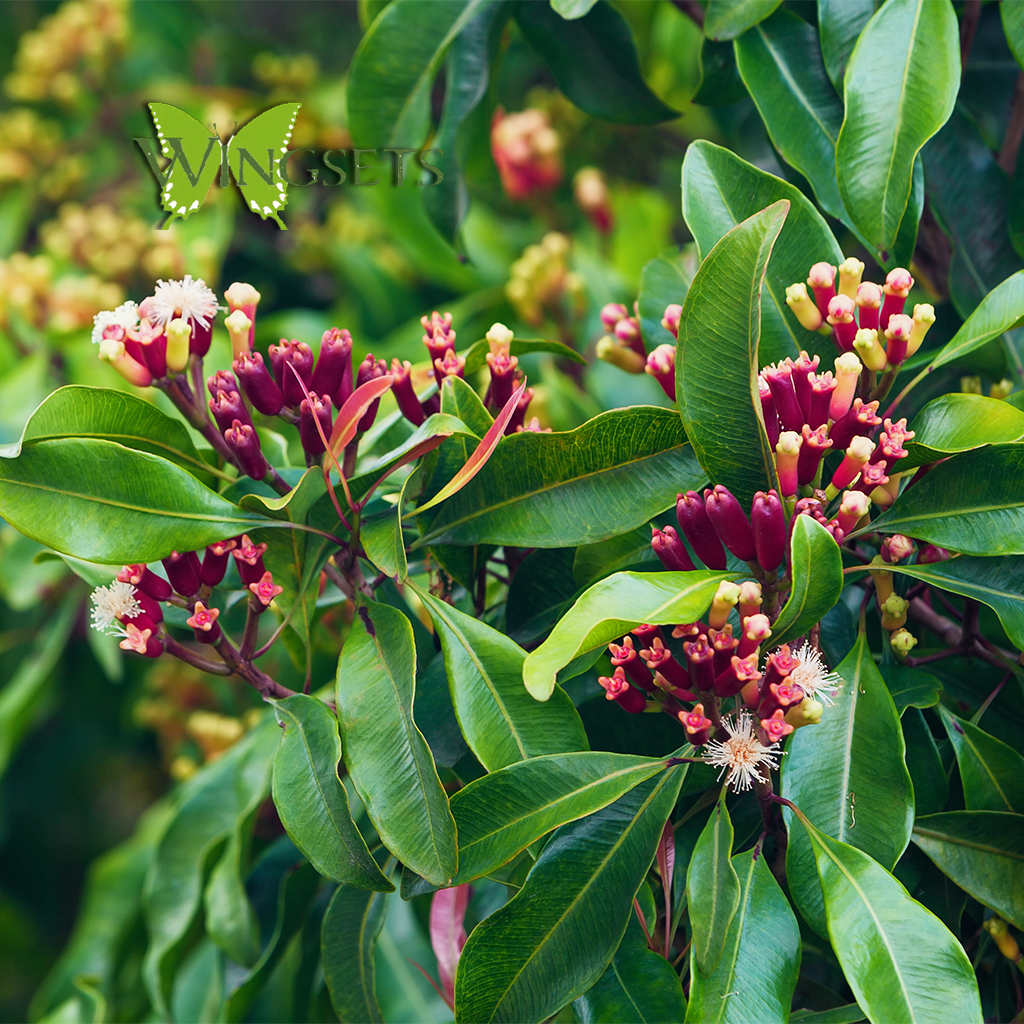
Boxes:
[876,555,1024,650]
[790,1007,866,1024]
[449,750,676,885]
[676,200,787,505]
[271,695,394,890]
[453,767,685,1024]
[0,385,220,485]
[572,521,665,589]
[637,245,698,351]
[686,849,801,1024]
[681,141,844,366]
[361,502,408,582]
[937,705,1024,813]
[734,10,845,218]
[878,664,942,714]
[769,516,843,649]
[1002,0,1024,71]
[513,1,678,124]
[687,791,740,977]
[414,407,703,549]
[0,437,273,563]
[336,600,457,887]
[797,819,982,1024]
[347,0,488,148]
[413,584,587,770]
[693,38,749,106]
[552,0,598,17]
[868,445,1024,556]
[703,0,782,41]
[142,719,279,1018]
[523,569,730,700]
[782,633,914,937]
[461,336,586,376]
[921,268,1024,373]
[836,0,959,252]
[901,707,948,816]
[204,813,260,967]
[321,885,389,1024]
[912,811,1024,931]
[902,393,1024,468]
[817,0,877,90]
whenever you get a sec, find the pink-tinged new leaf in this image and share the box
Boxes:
[405,958,450,1009]
[357,433,454,508]
[657,820,676,957]
[407,379,527,518]
[430,883,471,1005]
[329,375,395,457]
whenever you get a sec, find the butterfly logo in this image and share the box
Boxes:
[135,101,301,230]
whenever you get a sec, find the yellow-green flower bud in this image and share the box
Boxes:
[165,317,192,372]
[785,697,824,728]
[595,335,645,373]
[880,593,909,630]
[837,257,865,300]
[890,628,918,660]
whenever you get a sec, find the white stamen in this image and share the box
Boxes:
[700,711,781,792]
[149,275,221,329]
[90,580,141,633]
[788,642,841,706]
[91,301,140,345]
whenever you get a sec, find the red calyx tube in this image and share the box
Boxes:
[299,392,333,455]
[704,485,756,562]
[225,420,267,480]
[390,359,426,426]
[608,637,655,691]
[762,363,805,434]
[355,355,388,431]
[234,351,284,416]
[311,328,353,406]
[598,668,647,713]
[270,340,315,407]
[210,389,252,435]
[201,539,237,586]
[676,491,727,570]
[751,489,786,573]
[162,550,202,596]
[651,525,696,572]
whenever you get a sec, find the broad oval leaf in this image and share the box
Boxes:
[901,706,948,816]
[681,141,844,366]
[414,407,704,549]
[704,0,782,40]
[782,632,914,936]
[321,885,389,1024]
[686,850,801,1024]
[687,791,740,977]
[676,200,788,506]
[453,767,685,1024]
[817,0,877,90]
[902,393,1024,469]
[449,751,676,885]
[523,569,730,701]
[204,818,260,967]
[912,811,1024,931]
[637,245,698,351]
[868,445,1024,556]
[513,1,678,124]
[836,0,959,251]
[936,706,1024,814]
[414,585,587,770]
[0,438,272,564]
[336,600,457,887]
[769,516,843,649]
[798,819,983,1024]
[879,664,942,716]
[271,695,394,891]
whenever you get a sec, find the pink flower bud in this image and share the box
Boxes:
[775,431,802,498]
[233,535,267,585]
[608,636,655,691]
[679,703,712,746]
[763,361,804,433]
[356,355,389,431]
[918,544,951,564]
[829,352,862,421]
[855,281,883,332]
[676,491,727,570]
[312,328,354,408]
[486,348,519,410]
[807,262,837,317]
[224,282,261,348]
[119,623,162,658]
[709,625,739,675]
[186,601,221,643]
[759,708,794,745]
[883,313,914,366]
[162,550,202,596]
[661,303,682,339]
[827,294,857,353]
[575,167,613,232]
[854,328,887,372]
[738,581,762,622]
[651,525,696,572]
[704,486,756,562]
[299,392,333,455]
[639,637,693,693]
[434,347,466,384]
[683,635,715,692]
[791,350,819,420]
[807,371,836,430]
[233,350,284,416]
[614,316,645,358]
[645,345,676,400]
[490,107,563,201]
[907,304,935,357]
[598,667,647,713]
[882,534,916,562]
[207,370,238,398]
[249,570,284,607]
[738,613,772,658]
[390,358,426,426]
[836,490,870,534]
[786,283,823,332]
[759,376,780,448]
[837,257,865,300]
[600,303,629,332]
[855,460,889,495]
[830,436,875,492]
[209,389,251,435]
[271,339,315,407]
[880,268,914,330]
[421,310,456,363]
[201,539,237,586]
[225,419,267,480]
[751,489,786,571]
[224,309,253,362]
[715,652,761,698]
[828,397,882,452]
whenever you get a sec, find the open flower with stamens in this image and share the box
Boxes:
[90,580,142,633]
[700,711,782,792]
[91,301,140,345]
[148,275,219,329]
[788,642,840,706]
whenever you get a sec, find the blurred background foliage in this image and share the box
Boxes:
[0,1,1021,1021]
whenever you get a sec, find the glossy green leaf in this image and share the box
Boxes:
[572,521,664,588]
[769,516,844,649]
[836,0,959,251]
[413,585,587,770]
[693,38,748,106]
[798,819,983,1024]
[142,719,279,1018]
[901,707,948,816]
[204,813,260,967]
[681,141,844,366]
[0,385,220,484]
[704,0,782,40]
[686,849,801,1023]
[449,751,676,885]
[453,766,685,1024]
[878,664,942,714]
[912,811,1024,930]
[523,569,730,700]
[347,0,487,147]
[513,1,678,124]
[1002,0,1024,71]
[361,502,408,582]
[414,407,703,549]
[868,445,1024,556]
[875,555,1024,650]
[336,600,457,887]
[734,9,845,218]
[271,695,393,890]
[782,633,914,936]
[817,0,876,90]
[790,1007,866,1024]
[321,885,389,1024]
[0,438,273,564]
[461,336,586,376]
[637,245,698,351]
[903,393,1024,468]
[687,791,740,977]
[676,200,787,505]
[937,705,1024,813]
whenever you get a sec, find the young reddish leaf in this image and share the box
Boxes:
[657,820,675,958]
[357,432,454,507]
[430,883,471,1007]
[329,375,395,457]
[408,379,526,518]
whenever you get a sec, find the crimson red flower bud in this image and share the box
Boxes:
[855,282,882,333]
[639,637,692,693]
[225,420,266,480]
[209,389,252,435]
[704,485,756,562]
[762,644,798,692]
[390,358,426,426]
[162,550,202,596]
[807,262,837,318]
[759,709,794,745]
[661,304,682,339]
[759,680,806,719]
[632,623,664,644]
[854,460,889,494]
[645,345,676,400]
[683,634,715,691]
[797,424,832,486]
[614,316,645,358]
[434,347,466,384]
[762,362,804,433]
[709,625,739,675]
[299,392,333,455]
[880,268,914,331]
[679,704,713,746]
[132,590,164,625]
[807,371,836,430]
[751,489,786,572]
[234,350,284,416]
[118,622,163,658]
[738,613,772,658]
[486,350,518,410]
[506,386,534,433]
[598,668,647,713]
[233,534,267,585]
[355,354,389,431]
[312,328,354,406]
[791,350,819,419]
[117,563,173,602]
[187,601,221,643]
[201,539,237,586]
[207,370,239,398]
[715,652,761,698]
[884,313,914,367]
[676,491,727,570]
[269,339,315,406]
[600,303,629,332]
[651,525,696,572]
[828,399,882,454]
[759,376,780,448]
[919,544,951,563]
[608,636,655,691]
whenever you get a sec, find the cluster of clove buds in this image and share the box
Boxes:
[595,302,678,400]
